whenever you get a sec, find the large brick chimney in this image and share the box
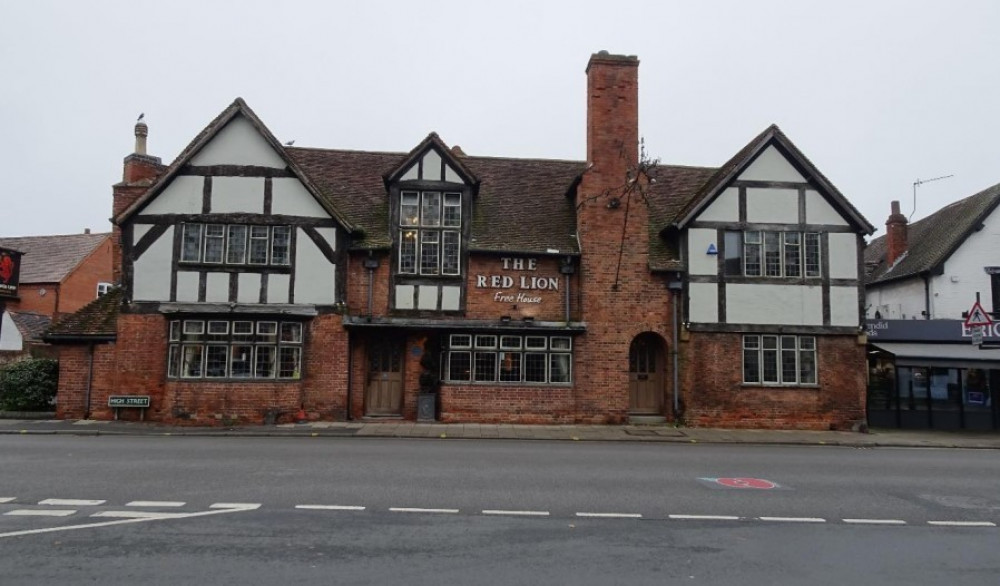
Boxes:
[112,119,165,284]
[885,200,908,266]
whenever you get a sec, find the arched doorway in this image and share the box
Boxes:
[629,333,666,414]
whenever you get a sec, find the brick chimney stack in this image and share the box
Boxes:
[885,200,909,266]
[584,51,640,186]
[113,118,166,285]
[122,119,163,184]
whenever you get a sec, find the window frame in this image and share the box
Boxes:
[742,334,817,386]
[166,318,304,381]
[178,222,291,267]
[398,190,462,277]
[728,230,821,279]
[444,333,572,385]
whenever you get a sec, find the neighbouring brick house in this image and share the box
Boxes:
[47,52,874,428]
[0,232,112,363]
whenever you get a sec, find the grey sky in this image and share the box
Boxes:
[2,0,997,238]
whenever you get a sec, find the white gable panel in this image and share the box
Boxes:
[738,145,805,182]
[0,312,24,351]
[805,190,848,226]
[396,285,415,309]
[212,177,265,214]
[746,188,798,224]
[828,233,858,279]
[294,228,335,304]
[441,286,461,310]
[726,284,823,325]
[444,164,461,183]
[190,116,286,167]
[268,274,290,303]
[698,187,739,222]
[175,271,199,302]
[688,283,718,323]
[132,224,152,244]
[271,178,328,217]
[316,227,337,251]
[687,229,719,276]
[143,176,204,215]
[205,273,229,303]
[422,150,442,180]
[132,226,174,301]
[238,273,261,303]
[829,286,859,326]
[400,163,419,181]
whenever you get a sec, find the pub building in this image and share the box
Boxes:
[867,319,1000,430]
[46,52,874,429]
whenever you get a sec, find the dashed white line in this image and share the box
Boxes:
[126,501,186,508]
[483,510,550,517]
[38,499,105,507]
[759,516,826,523]
[928,521,996,527]
[6,509,76,517]
[389,507,459,514]
[0,498,15,504]
[669,514,741,521]
[843,518,907,525]
[91,511,185,519]
[576,512,642,519]
[209,503,261,510]
[295,505,366,511]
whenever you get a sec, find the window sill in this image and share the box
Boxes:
[741,383,820,389]
[168,377,302,383]
[443,381,573,387]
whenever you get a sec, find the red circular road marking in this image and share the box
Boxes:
[716,477,777,489]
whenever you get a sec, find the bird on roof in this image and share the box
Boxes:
[285,140,295,146]
[137,113,145,122]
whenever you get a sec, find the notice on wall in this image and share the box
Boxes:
[475,257,559,305]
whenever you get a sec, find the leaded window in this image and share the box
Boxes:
[179,223,291,267]
[167,319,303,380]
[742,334,817,385]
[728,231,821,278]
[398,191,461,276]
[445,334,572,384]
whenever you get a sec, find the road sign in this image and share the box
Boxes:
[964,300,993,328]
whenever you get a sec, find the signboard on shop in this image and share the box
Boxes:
[0,247,22,298]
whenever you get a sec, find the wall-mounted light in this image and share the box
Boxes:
[500,315,511,323]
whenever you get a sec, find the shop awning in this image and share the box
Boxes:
[870,342,1000,368]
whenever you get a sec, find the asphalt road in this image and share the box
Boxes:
[2,436,999,585]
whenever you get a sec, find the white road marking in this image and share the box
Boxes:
[389,507,459,514]
[0,498,15,504]
[209,503,261,510]
[575,512,642,519]
[38,499,105,506]
[843,518,907,525]
[759,517,826,523]
[669,515,741,521]
[91,511,185,519]
[928,521,996,527]
[295,505,366,511]
[5,509,76,517]
[482,510,550,517]
[126,501,186,508]
[0,503,260,539]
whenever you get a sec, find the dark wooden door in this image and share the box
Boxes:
[366,340,403,416]
[629,335,663,414]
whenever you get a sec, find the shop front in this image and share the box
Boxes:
[866,320,1000,430]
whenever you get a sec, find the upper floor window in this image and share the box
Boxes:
[399,191,461,276]
[724,231,820,278]
[96,282,113,297]
[180,223,290,266]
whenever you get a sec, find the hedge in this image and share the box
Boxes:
[0,358,58,412]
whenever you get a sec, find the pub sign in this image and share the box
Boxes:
[0,247,22,297]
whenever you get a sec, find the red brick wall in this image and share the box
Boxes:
[440,385,575,423]
[681,332,867,430]
[7,284,58,316]
[464,256,572,321]
[57,237,113,316]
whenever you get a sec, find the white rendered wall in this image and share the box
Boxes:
[238,273,261,303]
[746,188,798,224]
[293,229,335,304]
[142,176,204,215]
[133,224,152,243]
[211,177,265,213]
[927,208,1000,318]
[688,282,718,323]
[827,233,859,279]
[205,273,229,303]
[867,277,927,319]
[687,229,718,275]
[805,190,848,226]
[132,226,174,301]
[268,274,290,303]
[726,284,823,325]
[271,178,328,217]
[738,146,805,182]
[0,312,23,351]
[190,116,286,167]
[696,188,739,222]
[175,271,199,302]
[829,286,860,326]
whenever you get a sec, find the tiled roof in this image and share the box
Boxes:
[8,311,51,342]
[866,182,1000,286]
[646,165,718,271]
[286,147,585,254]
[0,233,109,283]
[44,287,123,340]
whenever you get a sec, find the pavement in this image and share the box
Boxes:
[1,414,999,448]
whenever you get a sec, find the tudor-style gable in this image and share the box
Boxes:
[117,99,348,307]
[681,126,874,333]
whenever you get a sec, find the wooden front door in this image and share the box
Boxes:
[365,340,403,416]
[629,335,664,414]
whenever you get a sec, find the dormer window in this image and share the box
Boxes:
[399,191,461,276]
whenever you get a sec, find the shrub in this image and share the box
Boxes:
[0,359,58,412]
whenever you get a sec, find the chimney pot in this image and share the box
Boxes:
[134,121,148,155]
[84,228,90,234]
[885,199,909,266]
